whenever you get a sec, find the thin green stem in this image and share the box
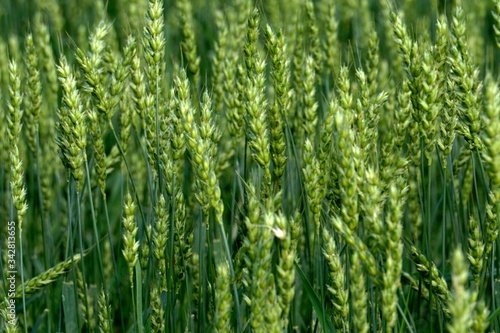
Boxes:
[219,221,242,333]
[103,195,126,330]
[19,223,27,333]
[34,132,54,332]
[75,182,90,329]
[135,262,144,333]
[131,283,137,332]
[63,176,82,332]
[84,159,106,286]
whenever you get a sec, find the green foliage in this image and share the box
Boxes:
[1,0,500,332]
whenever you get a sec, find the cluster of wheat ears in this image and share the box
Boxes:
[2,0,500,332]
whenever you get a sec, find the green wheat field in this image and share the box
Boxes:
[1,0,500,332]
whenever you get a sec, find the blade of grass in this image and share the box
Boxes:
[295,262,336,333]
[135,260,144,333]
[62,281,79,332]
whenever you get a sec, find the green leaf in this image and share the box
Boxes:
[62,281,79,333]
[135,261,144,333]
[295,262,336,333]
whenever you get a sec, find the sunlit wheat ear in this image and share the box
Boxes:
[189,251,200,315]
[153,196,168,290]
[214,261,232,333]
[390,11,413,75]
[248,211,281,332]
[391,10,424,166]
[448,6,483,151]
[9,153,28,229]
[447,249,476,333]
[173,69,206,212]
[23,33,42,156]
[494,0,500,48]
[56,56,87,192]
[143,0,165,98]
[394,76,412,151]
[324,4,339,78]
[142,0,166,182]
[302,56,318,141]
[290,14,305,147]
[265,24,290,187]
[359,167,383,255]
[76,267,96,330]
[16,254,82,297]
[166,89,186,175]
[0,301,19,332]
[241,186,270,331]
[225,61,245,141]
[482,75,500,257]
[199,90,222,159]
[418,50,440,163]
[484,191,499,257]
[7,60,22,148]
[177,0,200,88]
[305,0,323,81]
[87,108,107,196]
[212,9,228,117]
[242,10,271,200]
[433,16,455,164]
[150,285,165,331]
[275,213,297,328]
[379,92,408,197]
[471,300,489,333]
[466,216,484,286]
[119,36,137,156]
[330,216,377,278]
[172,191,189,288]
[129,43,147,129]
[7,60,28,227]
[382,184,405,330]
[482,74,500,186]
[122,193,139,285]
[32,14,61,200]
[302,138,321,237]
[33,14,59,105]
[356,70,387,168]
[334,87,359,232]
[323,229,349,331]
[97,289,112,333]
[409,245,451,315]
[350,252,368,333]
[365,29,380,98]
[76,20,112,117]
[318,97,336,203]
